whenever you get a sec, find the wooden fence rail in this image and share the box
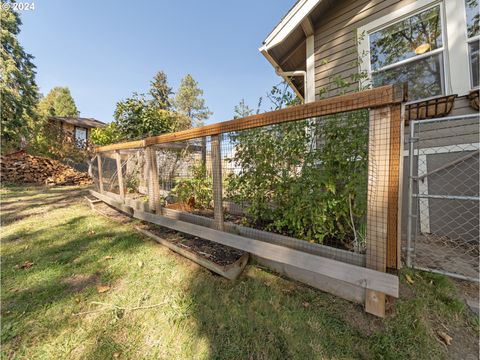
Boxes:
[92,85,404,317]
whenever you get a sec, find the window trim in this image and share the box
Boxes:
[74,126,88,148]
[358,0,472,97]
[464,0,480,89]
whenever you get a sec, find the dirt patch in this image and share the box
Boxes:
[62,273,100,292]
[90,200,245,267]
[139,223,245,266]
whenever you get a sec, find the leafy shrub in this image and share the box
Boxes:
[226,110,368,249]
[172,164,212,209]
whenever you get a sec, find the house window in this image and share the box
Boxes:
[465,0,479,88]
[74,126,87,148]
[368,5,445,100]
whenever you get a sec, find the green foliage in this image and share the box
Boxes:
[174,74,212,127]
[150,70,173,110]
[0,3,39,147]
[37,86,78,117]
[233,99,254,119]
[114,93,178,139]
[227,111,368,247]
[108,71,194,143]
[172,164,212,209]
[90,122,124,146]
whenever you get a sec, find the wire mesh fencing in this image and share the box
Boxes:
[92,86,403,276]
[406,114,480,282]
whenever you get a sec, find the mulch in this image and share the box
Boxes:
[90,200,245,266]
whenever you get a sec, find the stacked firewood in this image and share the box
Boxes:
[0,150,92,186]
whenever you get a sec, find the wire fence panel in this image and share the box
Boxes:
[91,86,404,316]
[407,114,480,282]
[92,87,403,267]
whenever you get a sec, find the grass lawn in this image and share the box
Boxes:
[1,185,478,359]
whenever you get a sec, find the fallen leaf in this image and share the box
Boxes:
[112,352,120,358]
[405,274,414,284]
[103,256,114,261]
[138,261,144,268]
[19,261,34,269]
[96,285,111,293]
[303,302,310,308]
[438,331,452,346]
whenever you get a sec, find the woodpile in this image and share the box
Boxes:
[1,150,92,186]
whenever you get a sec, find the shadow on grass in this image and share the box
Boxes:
[1,189,90,226]
[1,214,145,352]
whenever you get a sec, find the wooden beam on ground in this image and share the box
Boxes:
[211,135,224,230]
[115,151,125,199]
[89,190,133,216]
[97,154,104,193]
[96,86,400,152]
[132,209,399,297]
[365,106,392,317]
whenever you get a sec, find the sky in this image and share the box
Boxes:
[18,0,295,124]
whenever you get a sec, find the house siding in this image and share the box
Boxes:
[313,0,417,98]
[312,0,477,116]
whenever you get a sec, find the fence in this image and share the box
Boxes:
[91,85,403,317]
[406,114,480,282]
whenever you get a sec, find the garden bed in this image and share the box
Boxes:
[136,224,249,280]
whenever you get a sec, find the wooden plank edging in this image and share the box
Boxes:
[135,226,249,280]
[133,209,398,297]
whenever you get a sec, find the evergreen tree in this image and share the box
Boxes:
[149,71,173,110]
[174,74,212,127]
[0,3,39,145]
[37,87,79,117]
[233,99,254,119]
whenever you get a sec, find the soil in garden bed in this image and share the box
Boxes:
[138,222,246,266]
[166,202,359,252]
[90,200,247,267]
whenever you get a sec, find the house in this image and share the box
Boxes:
[260,0,478,114]
[48,116,106,148]
[260,0,479,279]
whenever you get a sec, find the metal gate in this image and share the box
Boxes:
[406,114,480,282]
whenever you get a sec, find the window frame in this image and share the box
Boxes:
[464,0,480,89]
[74,126,88,148]
[358,0,473,98]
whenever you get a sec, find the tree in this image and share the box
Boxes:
[37,87,79,117]
[113,93,177,139]
[149,71,173,110]
[0,3,39,146]
[174,74,212,127]
[233,99,254,119]
[90,122,123,146]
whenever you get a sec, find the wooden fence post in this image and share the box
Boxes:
[146,146,162,214]
[211,135,224,231]
[97,154,104,193]
[201,136,207,177]
[115,151,125,199]
[365,106,391,318]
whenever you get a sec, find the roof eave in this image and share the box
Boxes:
[259,46,305,100]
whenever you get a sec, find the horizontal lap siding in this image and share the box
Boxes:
[313,0,417,99]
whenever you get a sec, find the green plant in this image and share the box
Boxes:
[226,110,368,248]
[172,164,212,209]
